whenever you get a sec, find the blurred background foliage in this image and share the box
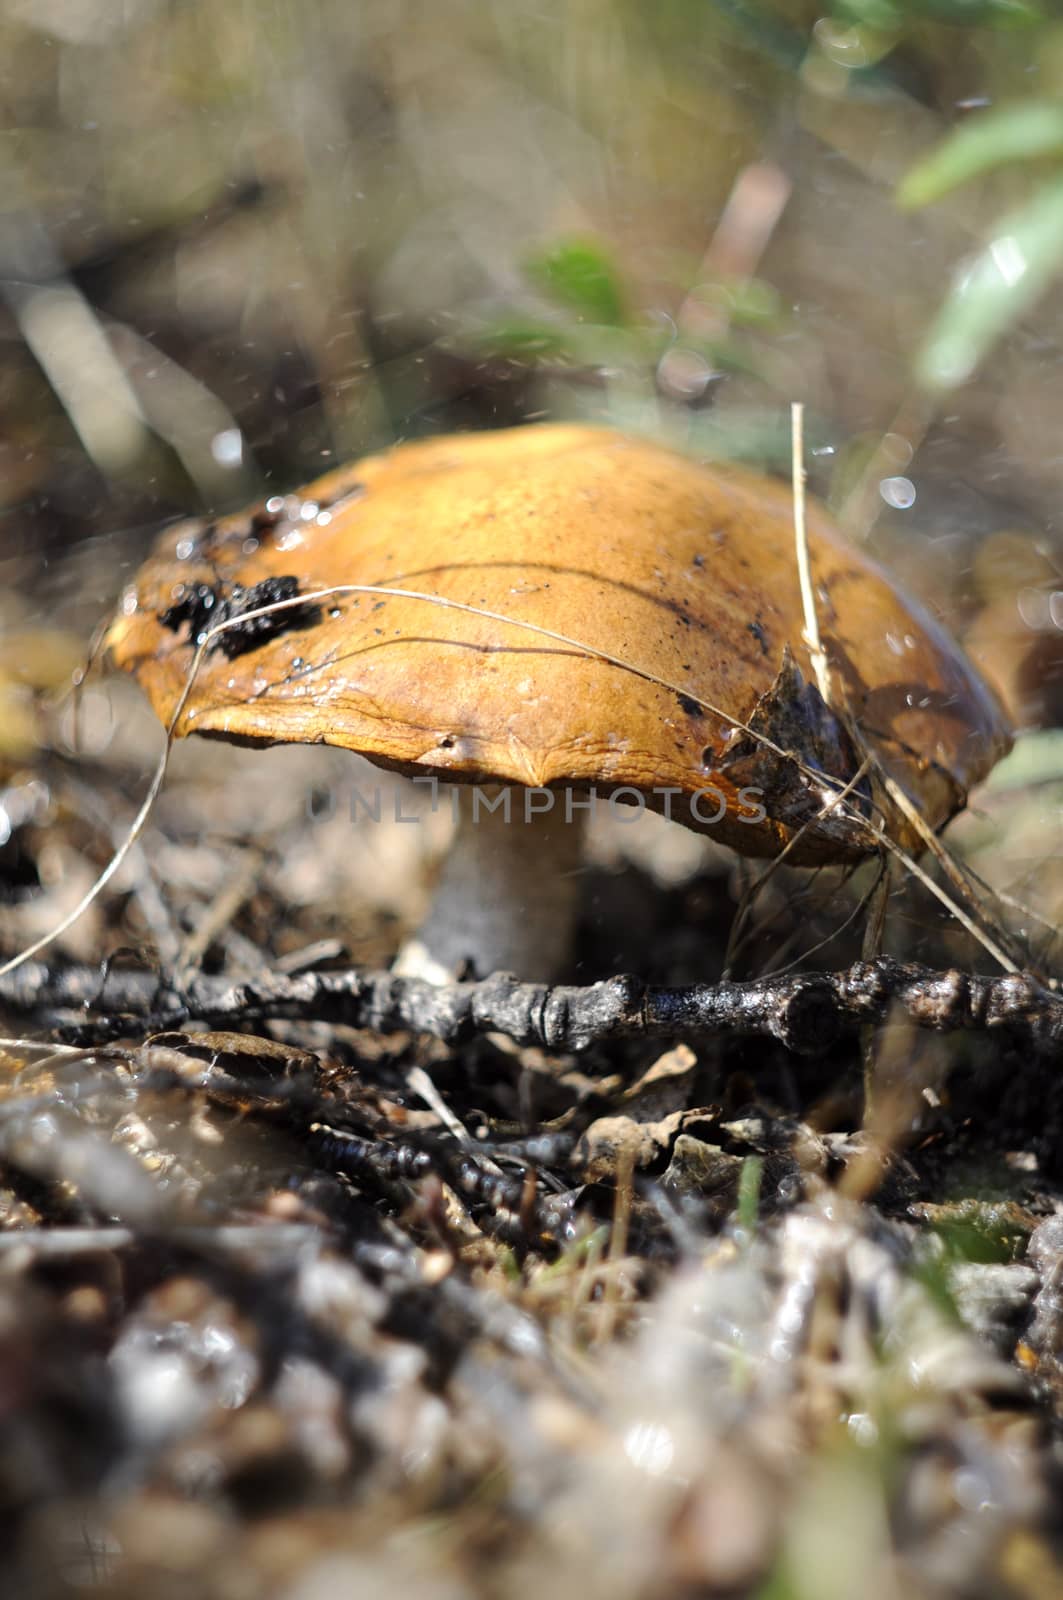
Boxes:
[0,0,1061,812]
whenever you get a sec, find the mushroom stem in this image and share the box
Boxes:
[394,787,586,983]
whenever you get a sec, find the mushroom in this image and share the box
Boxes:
[106,424,1010,981]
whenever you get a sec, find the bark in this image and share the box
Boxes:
[1,957,1059,1054]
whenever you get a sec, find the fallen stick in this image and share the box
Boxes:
[1,958,1059,1054]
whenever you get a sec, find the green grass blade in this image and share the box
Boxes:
[916,175,1063,388]
[900,102,1063,209]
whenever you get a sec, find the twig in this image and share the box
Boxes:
[407,1064,478,1148]
[1,958,1059,1054]
[0,1035,90,1056]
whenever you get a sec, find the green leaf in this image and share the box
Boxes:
[899,102,1063,209]
[526,239,629,326]
[915,176,1063,389]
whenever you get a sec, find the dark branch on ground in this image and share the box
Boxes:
[1,958,1060,1054]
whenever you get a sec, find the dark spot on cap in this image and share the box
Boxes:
[747,617,768,655]
[159,575,323,660]
[159,582,219,639]
[677,694,702,717]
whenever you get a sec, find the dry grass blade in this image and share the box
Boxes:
[791,400,832,705]
[723,758,877,977]
[762,859,887,979]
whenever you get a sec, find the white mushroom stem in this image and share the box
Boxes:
[394,787,587,983]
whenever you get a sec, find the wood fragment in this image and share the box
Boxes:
[0,958,1059,1053]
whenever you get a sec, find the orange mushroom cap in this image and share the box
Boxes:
[107,424,1010,866]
